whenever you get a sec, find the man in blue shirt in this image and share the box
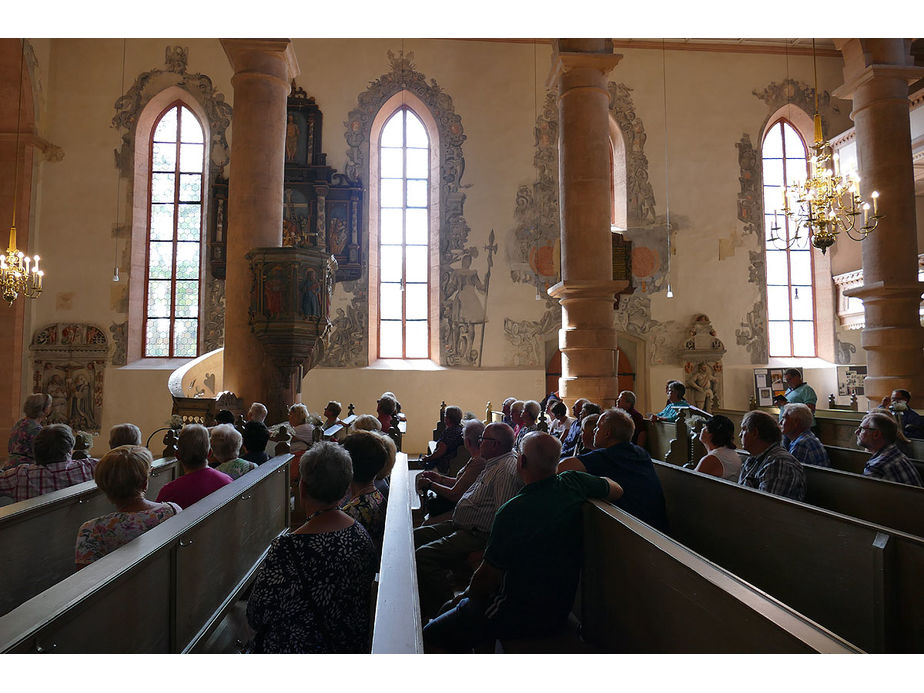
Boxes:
[649,380,690,423]
[783,368,817,415]
[857,412,923,486]
[881,389,924,440]
[781,403,830,467]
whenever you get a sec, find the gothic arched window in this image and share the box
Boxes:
[762,118,816,357]
[375,106,431,359]
[143,102,205,358]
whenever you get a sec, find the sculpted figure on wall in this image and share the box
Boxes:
[681,314,725,413]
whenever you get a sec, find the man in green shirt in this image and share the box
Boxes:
[422,431,622,653]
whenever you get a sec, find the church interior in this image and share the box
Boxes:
[0,25,923,660]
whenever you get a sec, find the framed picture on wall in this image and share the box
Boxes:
[837,365,867,396]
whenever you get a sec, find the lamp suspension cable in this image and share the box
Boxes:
[661,39,673,298]
[1,38,44,305]
[534,38,542,301]
[113,38,126,282]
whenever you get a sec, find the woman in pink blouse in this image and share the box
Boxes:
[75,445,180,568]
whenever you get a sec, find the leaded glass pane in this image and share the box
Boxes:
[175,280,199,318]
[789,250,812,285]
[791,285,814,320]
[173,319,198,357]
[762,123,782,158]
[405,284,427,320]
[179,174,202,203]
[405,321,428,358]
[145,318,171,357]
[787,159,808,186]
[768,321,791,357]
[763,184,784,214]
[176,242,200,279]
[381,179,404,208]
[767,285,790,321]
[407,179,428,207]
[406,148,428,179]
[765,250,789,285]
[180,143,204,173]
[150,204,174,241]
[180,107,204,143]
[379,320,403,358]
[380,208,403,245]
[152,142,176,172]
[151,173,176,203]
[381,112,404,147]
[153,108,178,143]
[405,111,428,148]
[405,246,428,282]
[148,242,173,279]
[380,246,403,282]
[792,321,816,356]
[380,283,403,320]
[762,158,784,187]
[177,204,201,240]
[783,123,805,158]
[405,208,428,245]
[381,148,403,178]
[147,280,171,318]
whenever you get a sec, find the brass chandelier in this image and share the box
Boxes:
[1,39,44,306]
[772,39,882,255]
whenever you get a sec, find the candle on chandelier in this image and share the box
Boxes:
[863,203,870,225]
[871,191,879,216]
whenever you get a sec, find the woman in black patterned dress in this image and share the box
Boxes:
[246,441,375,653]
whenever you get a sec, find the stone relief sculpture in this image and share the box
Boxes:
[31,323,109,434]
[321,289,369,368]
[111,46,232,354]
[323,49,482,367]
[681,314,726,413]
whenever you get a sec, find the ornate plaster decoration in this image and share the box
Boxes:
[504,310,559,367]
[30,323,109,434]
[752,78,838,129]
[735,306,769,363]
[607,83,658,228]
[321,288,369,368]
[111,45,232,357]
[681,314,726,413]
[835,334,858,364]
[109,321,127,366]
[329,49,483,366]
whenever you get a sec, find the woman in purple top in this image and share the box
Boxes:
[5,393,52,470]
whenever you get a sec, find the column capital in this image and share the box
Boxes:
[833,64,924,101]
[220,38,300,85]
[546,52,623,90]
[547,278,630,300]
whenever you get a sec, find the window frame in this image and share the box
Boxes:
[761,117,818,359]
[141,100,206,359]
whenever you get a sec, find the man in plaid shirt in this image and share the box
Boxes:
[781,403,830,467]
[0,424,98,502]
[737,410,806,501]
[857,412,923,487]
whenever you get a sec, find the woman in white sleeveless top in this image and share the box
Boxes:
[694,415,742,482]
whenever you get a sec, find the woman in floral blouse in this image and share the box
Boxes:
[340,430,388,561]
[5,393,52,470]
[75,445,180,568]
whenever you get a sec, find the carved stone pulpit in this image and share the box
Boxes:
[247,246,337,420]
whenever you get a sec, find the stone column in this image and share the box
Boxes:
[546,39,628,409]
[834,39,924,406]
[220,39,299,414]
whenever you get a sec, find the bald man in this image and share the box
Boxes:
[423,431,622,653]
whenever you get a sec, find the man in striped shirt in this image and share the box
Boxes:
[781,403,830,467]
[857,412,923,486]
[0,424,97,503]
[414,422,521,621]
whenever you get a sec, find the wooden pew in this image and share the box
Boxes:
[652,460,924,653]
[580,500,859,653]
[0,457,178,617]
[802,464,924,539]
[0,455,290,653]
[645,410,705,466]
[823,444,924,479]
[371,452,424,653]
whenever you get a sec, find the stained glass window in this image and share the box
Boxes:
[144,103,203,358]
[762,119,816,357]
[378,108,430,359]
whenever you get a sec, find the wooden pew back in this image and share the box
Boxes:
[803,464,924,539]
[581,500,859,653]
[0,457,178,617]
[653,460,924,652]
[0,455,290,653]
[371,452,424,653]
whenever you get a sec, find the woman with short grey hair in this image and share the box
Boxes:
[246,441,375,653]
[5,393,52,470]
[210,424,257,480]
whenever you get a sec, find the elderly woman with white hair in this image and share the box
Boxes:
[5,393,52,470]
[246,441,375,653]
[209,424,257,480]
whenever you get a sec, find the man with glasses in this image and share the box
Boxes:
[879,389,924,440]
[414,422,521,621]
[737,410,806,501]
[856,412,923,486]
